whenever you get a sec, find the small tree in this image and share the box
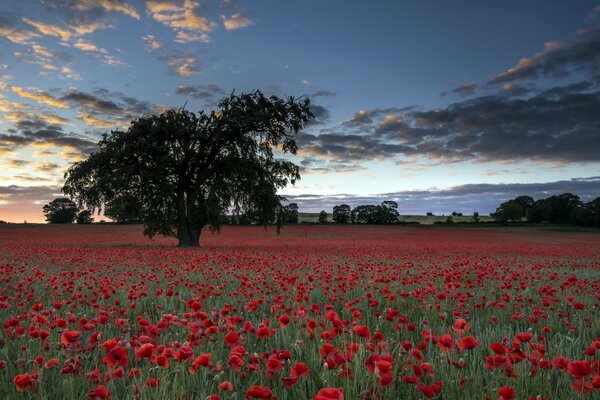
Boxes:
[284,203,299,224]
[332,204,351,223]
[318,210,328,223]
[43,198,78,224]
[63,91,313,247]
[76,210,93,224]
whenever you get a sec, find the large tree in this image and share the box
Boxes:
[43,198,78,224]
[63,91,313,246]
[332,204,351,223]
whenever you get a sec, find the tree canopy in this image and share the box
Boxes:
[43,198,78,224]
[63,91,313,246]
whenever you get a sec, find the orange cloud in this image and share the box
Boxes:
[11,86,69,109]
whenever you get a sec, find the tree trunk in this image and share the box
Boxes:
[176,189,202,247]
[178,221,201,247]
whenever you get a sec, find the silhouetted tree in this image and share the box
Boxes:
[284,203,299,223]
[318,210,328,223]
[76,210,93,224]
[332,204,351,223]
[352,202,399,224]
[43,198,78,224]
[104,195,143,224]
[63,91,313,247]
[493,200,525,222]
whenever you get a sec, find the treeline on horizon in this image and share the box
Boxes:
[27,192,600,227]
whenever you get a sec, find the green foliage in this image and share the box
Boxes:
[352,201,399,224]
[42,198,78,224]
[76,210,93,224]
[493,200,525,222]
[283,203,299,224]
[104,195,143,224]
[332,204,351,223]
[63,91,313,246]
[317,210,328,223]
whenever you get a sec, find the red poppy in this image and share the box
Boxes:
[567,360,591,378]
[13,372,37,392]
[452,318,470,334]
[86,385,111,399]
[437,334,455,352]
[458,335,481,350]
[102,346,128,368]
[290,362,310,377]
[498,386,515,400]
[313,387,344,400]
[61,330,81,346]
[352,325,371,340]
[218,381,234,391]
[245,385,273,399]
[135,343,154,358]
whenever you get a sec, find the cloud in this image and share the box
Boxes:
[60,88,158,127]
[221,12,253,30]
[4,111,72,126]
[11,86,69,108]
[22,16,106,42]
[299,157,364,174]
[146,0,217,39]
[175,30,210,43]
[72,38,123,65]
[443,82,478,97]
[307,90,337,99]
[0,185,63,222]
[175,83,225,104]
[0,117,97,156]
[340,107,415,128]
[31,44,73,62]
[303,78,600,164]
[283,177,600,214]
[307,104,330,126]
[160,54,199,77]
[490,28,600,84]
[71,0,140,20]
[142,34,162,49]
[0,14,41,44]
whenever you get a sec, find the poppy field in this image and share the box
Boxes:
[0,224,599,399]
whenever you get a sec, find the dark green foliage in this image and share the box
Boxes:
[318,210,328,223]
[104,195,143,224]
[42,198,78,224]
[63,91,313,246]
[493,200,525,222]
[352,201,399,224]
[76,210,93,224]
[332,204,351,223]
[283,203,299,224]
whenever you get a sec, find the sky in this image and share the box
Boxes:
[1,0,600,222]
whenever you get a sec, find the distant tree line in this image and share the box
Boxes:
[492,193,600,226]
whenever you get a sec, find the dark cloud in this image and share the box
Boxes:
[307,104,330,126]
[3,118,97,155]
[490,28,600,84]
[302,78,600,164]
[176,83,226,105]
[341,107,415,128]
[284,177,600,214]
[307,90,337,99]
[61,90,122,114]
[444,82,478,97]
[0,184,62,204]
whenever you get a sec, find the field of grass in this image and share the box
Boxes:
[0,224,598,399]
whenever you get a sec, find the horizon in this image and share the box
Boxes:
[1,1,600,223]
